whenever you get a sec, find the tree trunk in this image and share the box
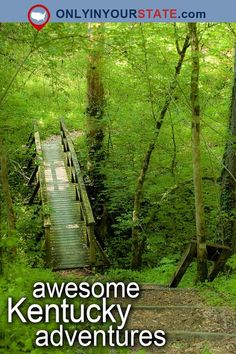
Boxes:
[0,137,16,267]
[188,23,208,282]
[218,45,236,253]
[131,33,190,269]
[86,23,107,244]
[0,139,15,230]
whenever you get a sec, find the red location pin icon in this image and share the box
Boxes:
[28,4,51,31]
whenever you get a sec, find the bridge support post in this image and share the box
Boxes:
[45,223,52,268]
[88,224,96,265]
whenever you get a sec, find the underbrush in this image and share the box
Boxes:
[104,256,177,285]
[0,261,102,353]
[198,255,236,308]
[0,261,57,353]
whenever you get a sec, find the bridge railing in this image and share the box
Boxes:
[27,126,52,266]
[60,119,100,265]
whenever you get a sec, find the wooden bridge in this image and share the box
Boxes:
[26,120,109,270]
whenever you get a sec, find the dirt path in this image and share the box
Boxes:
[114,285,236,354]
[57,273,235,353]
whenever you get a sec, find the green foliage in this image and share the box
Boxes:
[1,23,235,269]
[198,255,236,308]
[200,347,214,354]
[0,22,236,352]
[0,261,111,353]
[0,261,57,353]
[15,205,45,267]
[105,256,177,285]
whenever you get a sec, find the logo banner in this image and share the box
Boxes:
[0,0,235,23]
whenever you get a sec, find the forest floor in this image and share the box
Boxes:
[58,272,236,354]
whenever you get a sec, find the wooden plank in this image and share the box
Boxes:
[60,119,110,268]
[208,248,233,281]
[167,331,236,340]
[187,240,232,261]
[169,239,232,287]
[26,151,36,169]
[41,142,89,270]
[34,131,52,266]
[169,241,197,288]
[26,133,35,149]
[44,225,52,267]
[60,119,95,226]
[28,181,40,205]
[75,185,81,201]
[95,239,110,266]
[27,165,38,185]
[87,224,96,265]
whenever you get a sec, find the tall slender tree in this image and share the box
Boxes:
[0,138,15,231]
[188,23,208,282]
[131,30,190,269]
[86,23,107,243]
[218,45,236,253]
[0,136,16,271]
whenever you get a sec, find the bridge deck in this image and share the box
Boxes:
[42,141,89,269]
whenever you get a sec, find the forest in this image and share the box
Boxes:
[0,22,236,353]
